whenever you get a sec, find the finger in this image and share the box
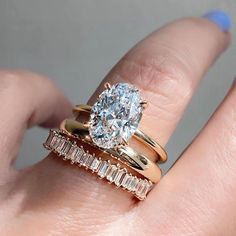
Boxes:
[89,16,230,148]
[139,77,236,235]
[36,15,230,233]
[0,70,72,170]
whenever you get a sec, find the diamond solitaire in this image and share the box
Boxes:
[89,83,145,149]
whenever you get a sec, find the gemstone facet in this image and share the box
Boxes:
[106,165,119,183]
[89,83,143,149]
[89,158,100,172]
[114,169,126,187]
[97,161,109,178]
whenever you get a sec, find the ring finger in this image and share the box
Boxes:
[34,13,230,233]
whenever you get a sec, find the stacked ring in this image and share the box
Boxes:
[43,82,168,200]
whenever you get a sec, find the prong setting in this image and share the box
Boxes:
[104,82,111,89]
[140,100,148,109]
[89,83,143,149]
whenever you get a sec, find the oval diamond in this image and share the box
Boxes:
[89,83,143,149]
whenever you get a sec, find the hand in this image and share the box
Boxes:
[0,11,234,236]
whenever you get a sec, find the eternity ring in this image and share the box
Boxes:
[73,83,168,164]
[44,129,153,200]
[60,119,162,183]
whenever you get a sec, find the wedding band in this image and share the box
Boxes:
[60,119,162,183]
[73,103,167,163]
[44,129,153,200]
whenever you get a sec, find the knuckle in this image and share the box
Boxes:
[116,52,193,105]
[0,70,32,93]
[0,70,25,90]
[0,69,53,93]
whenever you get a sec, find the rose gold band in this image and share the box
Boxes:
[44,129,153,200]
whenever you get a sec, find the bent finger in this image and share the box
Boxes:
[0,70,72,171]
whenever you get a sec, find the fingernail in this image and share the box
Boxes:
[203,10,231,32]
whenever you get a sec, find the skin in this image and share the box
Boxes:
[0,17,235,235]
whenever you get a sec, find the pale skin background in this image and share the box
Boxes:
[0,1,236,236]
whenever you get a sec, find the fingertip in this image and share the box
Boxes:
[203,10,232,32]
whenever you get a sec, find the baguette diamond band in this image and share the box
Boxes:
[44,129,153,200]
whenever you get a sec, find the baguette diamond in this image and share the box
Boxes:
[121,173,132,189]
[75,148,84,163]
[89,158,100,172]
[114,169,126,187]
[129,176,139,192]
[98,161,109,178]
[60,141,72,156]
[106,165,119,183]
[44,130,54,149]
[55,137,66,154]
[84,154,94,168]
[51,134,61,149]
[79,153,88,166]
[136,180,151,200]
[67,145,77,163]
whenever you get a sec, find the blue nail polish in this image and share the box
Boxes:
[203,10,231,32]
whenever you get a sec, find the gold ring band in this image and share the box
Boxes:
[60,119,162,183]
[73,104,168,163]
